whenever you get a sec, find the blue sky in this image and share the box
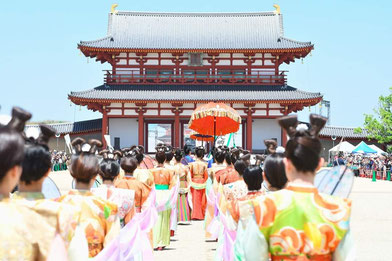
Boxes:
[0,0,391,127]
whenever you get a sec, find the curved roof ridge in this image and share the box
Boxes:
[114,11,277,16]
[80,36,112,45]
[280,37,312,46]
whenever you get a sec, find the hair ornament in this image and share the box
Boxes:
[100,149,122,160]
[277,114,298,138]
[309,114,328,137]
[6,107,32,133]
[296,124,309,132]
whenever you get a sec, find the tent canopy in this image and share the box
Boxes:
[352,141,377,154]
[329,141,355,153]
[369,144,386,154]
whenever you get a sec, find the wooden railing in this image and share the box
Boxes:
[104,70,287,85]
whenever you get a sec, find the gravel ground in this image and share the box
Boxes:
[49,172,391,260]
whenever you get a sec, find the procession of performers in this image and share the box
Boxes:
[0,106,354,260]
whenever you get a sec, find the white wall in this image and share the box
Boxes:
[109,118,138,148]
[252,119,281,150]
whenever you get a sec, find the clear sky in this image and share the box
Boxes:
[0,0,391,127]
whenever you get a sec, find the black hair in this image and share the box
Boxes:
[263,153,287,189]
[184,144,192,155]
[99,159,120,181]
[120,156,138,174]
[234,160,247,176]
[243,167,263,191]
[0,129,25,182]
[0,107,32,182]
[165,146,174,162]
[70,138,102,184]
[129,146,144,164]
[155,146,166,164]
[225,151,232,165]
[174,148,183,162]
[21,145,51,185]
[279,114,327,173]
[214,146,226,164]
[99,150,122,181]
[21,125,55,185]
[195,146,205,159]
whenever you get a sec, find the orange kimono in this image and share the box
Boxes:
[134,168,155,188]
[216,166,240,185]
[189,160,208,220]
[115,176,151,221]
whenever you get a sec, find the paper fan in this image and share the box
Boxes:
[315,166,354,198]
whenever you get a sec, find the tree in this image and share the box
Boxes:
[355,87,392,145]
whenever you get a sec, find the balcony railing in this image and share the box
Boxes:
[104,70,287,85]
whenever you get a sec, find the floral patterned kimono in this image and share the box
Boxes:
[56,190,121,257]
[189,159,208,220]
[235,184,353,261]
[0,198,65,261]
[223,179,248,201]
[12,192,80,247]
[150,167,174,248]
[91,185,135,227]
[114,176,151,216]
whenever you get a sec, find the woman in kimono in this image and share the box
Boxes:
[92,150,135,227]
[174,148,191,223]
[57,138,121,257]
[131,146,155,187]
[150,146,174,250]
[0,107,65,260]
[216,149,240,185]
[236,114,354,260]
[188,146,208,220]
[181,144,195,165]
[115,149,151,215]
[14,124,81,255]
[223,159,248,201]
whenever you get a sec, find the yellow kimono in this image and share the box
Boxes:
[56,190,121,257]
[0,198,59,261]
[12,192,80,247]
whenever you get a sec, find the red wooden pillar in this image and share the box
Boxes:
[245,105,255,152]
[136,104,147,146]
[172,105,183,148]
[174,112,180,148]
[102,108,108,147]
[138,112,144,146]
[246,113,252,151]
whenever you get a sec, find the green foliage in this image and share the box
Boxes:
[360,87,392,144]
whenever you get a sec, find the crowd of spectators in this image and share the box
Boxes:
[51,150,70,171]
[333,153,392,179]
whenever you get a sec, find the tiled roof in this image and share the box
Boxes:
[320,126,368,139]
[25,119,102,135]
[68,84,322,102]
[79,11,312,50]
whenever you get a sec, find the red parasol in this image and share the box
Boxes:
[188,102,241,137]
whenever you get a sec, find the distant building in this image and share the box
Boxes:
[68,6,322,153]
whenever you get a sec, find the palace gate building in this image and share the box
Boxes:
[69,6,322,153]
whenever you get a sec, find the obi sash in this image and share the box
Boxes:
[155,184,169,190]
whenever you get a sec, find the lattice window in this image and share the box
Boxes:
[188,53,203,66]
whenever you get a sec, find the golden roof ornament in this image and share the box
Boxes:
[273,4,281,15]
[111,4,118,14]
